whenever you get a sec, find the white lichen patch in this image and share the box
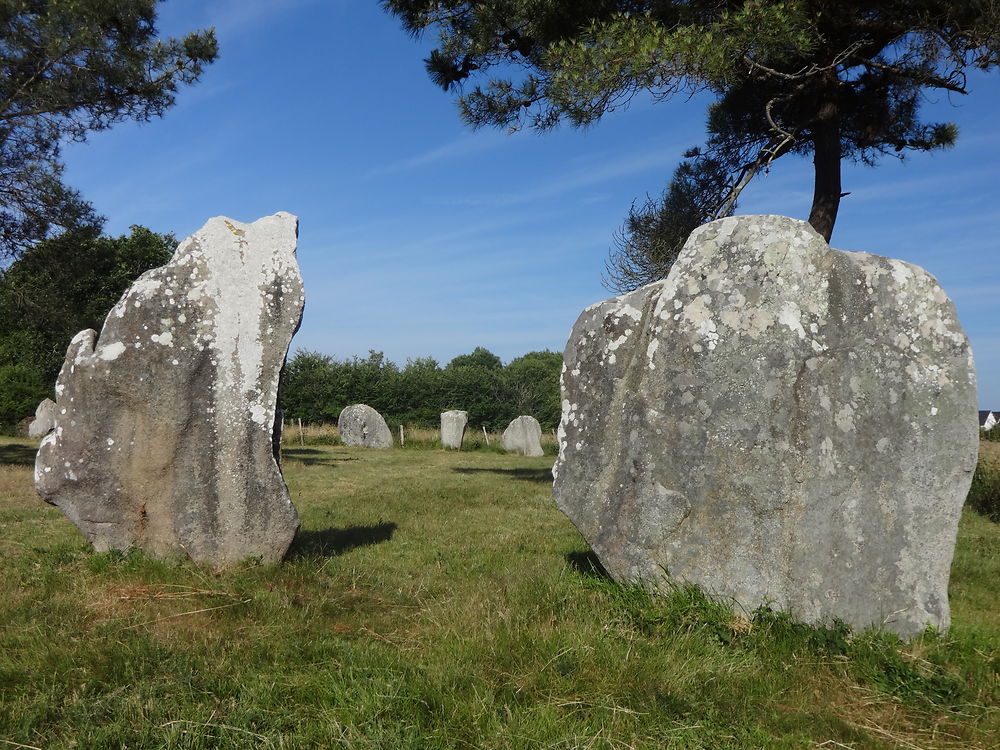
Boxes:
[173,213,303,430]
[777,301,806,339]
[680,294,720,350]
[834,405,856,433]
[97,342,126,361]
[646,338,659,365]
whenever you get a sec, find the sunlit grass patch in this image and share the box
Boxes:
[0,435,998,748]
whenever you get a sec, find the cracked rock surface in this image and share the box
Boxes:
[35,213,303,568]
[553,215,978,637]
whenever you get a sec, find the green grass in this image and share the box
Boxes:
[1,435,999,749]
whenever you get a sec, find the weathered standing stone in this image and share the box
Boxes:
[28,398,57,438]
[338,404,392,449]
[440,410,468,449]
[553,215,978,638]
[501,415,544,456]
[35,212,304,568]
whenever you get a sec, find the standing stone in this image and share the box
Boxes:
[28,398,57,438]
[35,213,304,568]
[338,404,392,449]
[501,416,544,456]
[440,410,468,449]
[553,215,978,638]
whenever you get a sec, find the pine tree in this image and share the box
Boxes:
[383,1,999,288]
[0,0,217,258]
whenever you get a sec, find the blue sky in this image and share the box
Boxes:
[60,0,998,406]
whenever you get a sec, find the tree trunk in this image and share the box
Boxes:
[808,101,842,243]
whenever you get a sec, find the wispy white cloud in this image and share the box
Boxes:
[438,142,687,208]
[199,0,327,37]
[845,163,998,203]
[365,132,507,178]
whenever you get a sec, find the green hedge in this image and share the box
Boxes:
[967,455,1000,522]
[279,347,563,430]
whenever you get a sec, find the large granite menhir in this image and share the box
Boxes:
[553,215,978,637]
[339,404,392,449]
[35,213,304,568]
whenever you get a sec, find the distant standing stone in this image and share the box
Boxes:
[441,410,468,449]
[338,404,392,449]
[35,212,304,568]
[552,215,978,638]
[501,416,544,456]
[28,398,57,438]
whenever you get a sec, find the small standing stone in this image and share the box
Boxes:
[35,212,304,568]
[501,416,544,456]
[441,410,468,449]
[28,398,57,438]
[338,404,392,449]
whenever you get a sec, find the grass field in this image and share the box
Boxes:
[1,436,999,749]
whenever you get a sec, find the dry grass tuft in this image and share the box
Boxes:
[979,440,1000,465]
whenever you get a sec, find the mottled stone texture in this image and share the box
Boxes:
[28,398,57,438]
[553,215,978,637]
[441,410,468,449]
[338,404,392,449]
[35,213,304,568]
[501,416,544,456]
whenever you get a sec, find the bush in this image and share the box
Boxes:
[0,226,175,425]
[0,363,48,430]
[280,347,563,430]
[967,457,1000,521]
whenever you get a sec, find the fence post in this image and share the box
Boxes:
[399,424,404,447]
[482,426,490,446]
[298,418,304,446]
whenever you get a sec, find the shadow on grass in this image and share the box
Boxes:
[566,550,612,581]
[452,466,553,483]
[288,521,397,559]
[281,447,357,467]
[0,443,36,467]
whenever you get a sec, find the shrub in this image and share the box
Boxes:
[0,363,48,429]
[967,457,1000,521]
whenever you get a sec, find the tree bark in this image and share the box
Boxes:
[808,100,842,243]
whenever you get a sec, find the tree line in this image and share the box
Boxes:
[0,225,176,427]
[280,347,562,431]
[0,224,563,432]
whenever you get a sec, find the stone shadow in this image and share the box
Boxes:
[452,466,553,483]
[281,447,357,467]
[287,521,397,559]
[0,443,36,467]
[566,550,612,581]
